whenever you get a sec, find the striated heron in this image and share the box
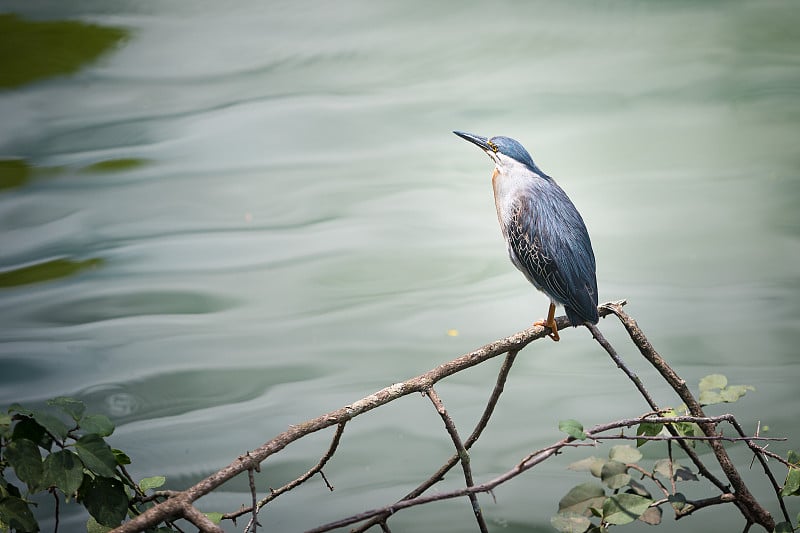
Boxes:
[454,131,598,341]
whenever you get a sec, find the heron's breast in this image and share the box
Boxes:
[491,170,520,234]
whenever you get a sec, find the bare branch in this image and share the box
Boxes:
[108,301,786,533]
[424,387,488,533]
[180,502,224,533]
[246,468,258,533]
[603,303,776,531]
[352,349,520,533]
[111,304,584,533]
[227,421,347,527]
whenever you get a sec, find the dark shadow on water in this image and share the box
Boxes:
[0,13,128,90]
[35,290,236,324]
[75,366,317,426]
[0,257,104,288]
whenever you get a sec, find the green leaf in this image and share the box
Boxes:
[626,479,651,498]
[4,439,44,491]
[11,417,53,450]
[558,482,606,515]
[639,505,662,525]
[699,374,727,391]
[47,397,86,422]
[781,467,800,497]
[79,414,115,437]
[698,390,723,406]
[0,494,39,532]
[86,516,112,533]
[205,512,223,525]
[0,476,23,498]
[139,476,166,492]
[600,461,630,490]
[653,458,669,478]
[635,422,662,447]
[672,421,698,446]
[559,419,587,440]
[7,403,32,416]
[602,493,653,525]
[720,385,754,403]
[608,445,642,464]
[774,522,793,533]
[668,492,687,511]
[112,449,131,466]
[74,434,118,478]
[550,511,592,533]
[43,450,84,497]
[568,456,605,478]
[652,460,696,482]
[30,410,69,440]
[674,465,698,482]
[787,450,799,465]
[80,476,129,527]
[0,413,11,437]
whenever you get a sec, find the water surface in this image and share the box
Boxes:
[1,2,799,532]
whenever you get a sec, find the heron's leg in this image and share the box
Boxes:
[533,303,560,342]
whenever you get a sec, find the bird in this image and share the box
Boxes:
[454,131,598,341]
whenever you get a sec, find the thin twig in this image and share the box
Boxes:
[52,489,59,533]
[353,350,519,533]
[585,323,658,411]
[593,433,784,443]
[306,413,764,532]
[248,468,258,533]
[719,417,791,524]
[424,387,488,533]
[626,463,670,499]
[227,421,347,524]
[674,493,737,519]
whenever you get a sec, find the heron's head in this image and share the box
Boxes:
[453,131,538,172]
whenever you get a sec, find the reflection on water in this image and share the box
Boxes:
[0,257,103,287]
[35,289,235,324]
[0,13,127,89]
[1,2,799,532]
[75,366,317,425]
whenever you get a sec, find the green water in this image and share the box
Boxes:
[1,2,799,532]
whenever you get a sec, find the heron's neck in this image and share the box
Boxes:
[491,162,532,232]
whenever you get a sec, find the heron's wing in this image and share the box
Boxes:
[507,195,598,324]
[507,201,570,302]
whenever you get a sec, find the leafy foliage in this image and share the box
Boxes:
[782,451,800,498]
[698,374,755,406]
[553,444,661,531]
[550,374,800,532]
[0,397,178,532]
[559,419,588,441]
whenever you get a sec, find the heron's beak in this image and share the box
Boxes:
[453,131,492,152]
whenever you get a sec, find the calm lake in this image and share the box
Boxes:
[1,1,799,532]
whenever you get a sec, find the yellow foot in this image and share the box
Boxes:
[534,303,560,342]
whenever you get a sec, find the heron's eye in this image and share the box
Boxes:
[487,140,498,153]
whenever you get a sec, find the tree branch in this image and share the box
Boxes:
[352,349,520,533]
[424,387,488,533]
[113,305,624,533]
[110,301,786,533]
[603,303,776,531]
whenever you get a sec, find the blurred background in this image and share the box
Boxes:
[1,1,798,531]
